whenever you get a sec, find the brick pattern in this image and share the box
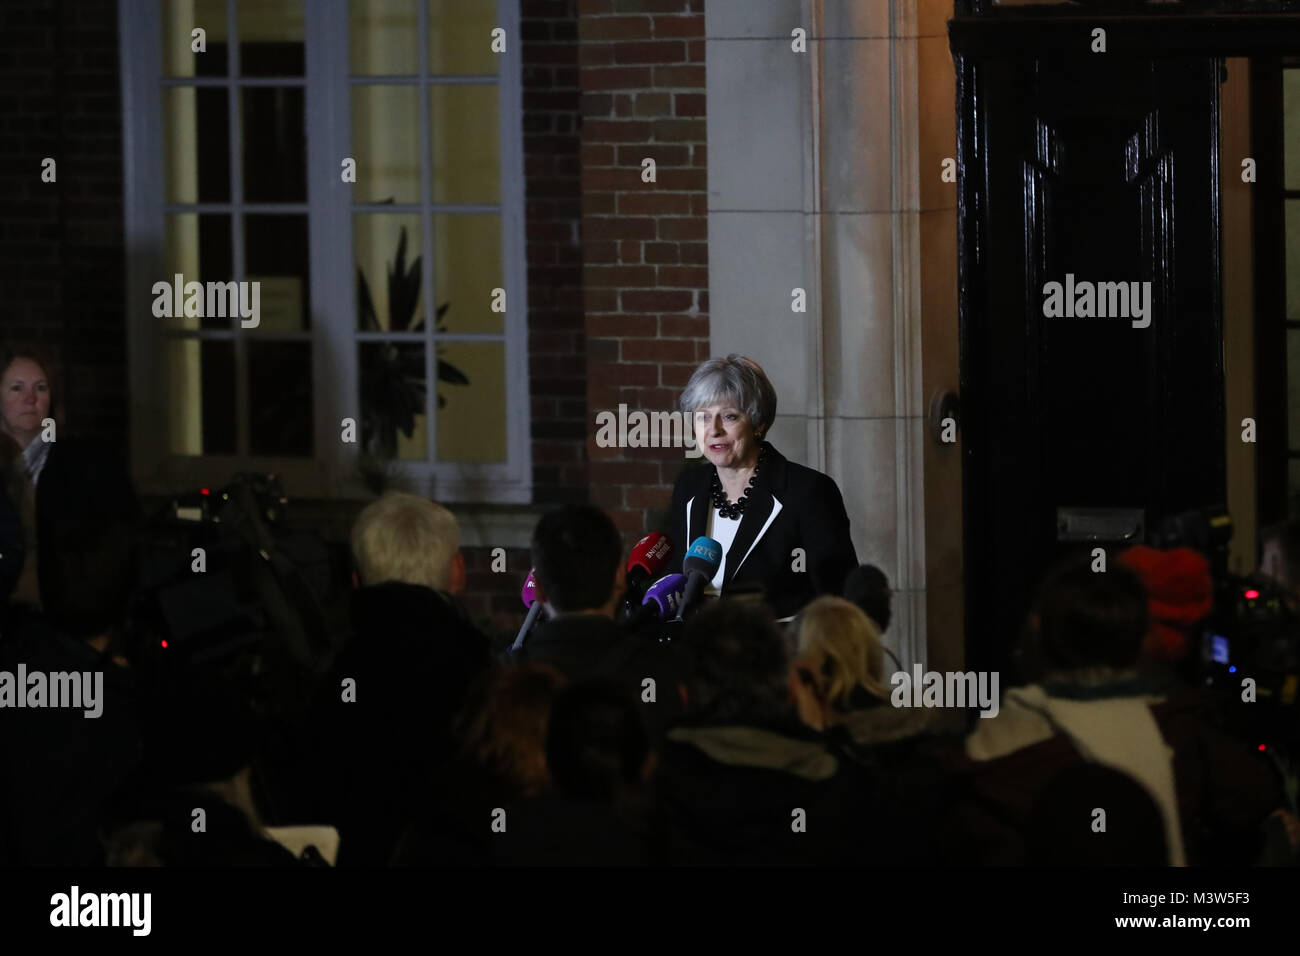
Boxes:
[0,0,707,643]
[522,0,589,505]
[460,545,534,649]
[0,0,128,446]
[579,0,709,548]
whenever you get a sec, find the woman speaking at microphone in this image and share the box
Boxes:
[668,354,858,620]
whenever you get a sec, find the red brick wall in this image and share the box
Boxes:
[464,0,710,645]
[460,546,534,648]
[0,0,708,646]
[0,0,128,447]
[522,0,589,507]
[578,0,709,551]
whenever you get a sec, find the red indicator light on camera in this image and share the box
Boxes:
[1244,589,1259,600]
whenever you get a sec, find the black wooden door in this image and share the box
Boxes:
[956,52,1225,678]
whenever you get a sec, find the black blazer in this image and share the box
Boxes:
[0,481,22,601]
[34,436,141,611]
[667,441,858,619]
[0,434,140,613]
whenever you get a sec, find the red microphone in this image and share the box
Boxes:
[626,532,674,600]
[621,532,673,622]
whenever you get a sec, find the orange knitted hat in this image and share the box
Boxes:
[1117,545,1214,663]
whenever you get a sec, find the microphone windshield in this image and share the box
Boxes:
[520,569,537,608]
[673,537,722,623]
[628,531,674,577]
[683,537,722,579]
[641,572,686,619]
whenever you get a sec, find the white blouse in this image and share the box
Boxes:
[703,506,741,594]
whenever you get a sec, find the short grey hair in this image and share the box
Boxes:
[351,491,460,590]
[678,354,777,435]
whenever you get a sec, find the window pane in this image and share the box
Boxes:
[162,0,228,77]
[436,342,505,462]
[1286,70,1300,192]
[359,342,427,460]
[351,0,419,75]
[352,86,421,203]
[428,0,500,75]
[430,84,499,203]
[241,87,306,202]
[1288,201,1300,320]
[164,214,233,331]
[164,87,230,203]
[167,338,235,455]
[237,0,304,77]
[355,215,426,332]
[435,214,502,333]
[249,341,312,456]
[1290,328,1300,451]
[246,215,310,331]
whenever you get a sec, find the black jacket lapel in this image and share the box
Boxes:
[722,494,775,588]
[721,442,788,588]
[685,468,709,549]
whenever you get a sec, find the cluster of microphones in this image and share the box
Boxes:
[512,532,724,650]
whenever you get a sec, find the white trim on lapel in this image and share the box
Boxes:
[731,494,783,579]
[684,495,695,546]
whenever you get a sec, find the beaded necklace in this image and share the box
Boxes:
[709,446,766,519]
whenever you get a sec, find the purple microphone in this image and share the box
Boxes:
[511,569,542,651]
[624,572,686,631]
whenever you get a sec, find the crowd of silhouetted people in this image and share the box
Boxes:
[2,467,1299,866]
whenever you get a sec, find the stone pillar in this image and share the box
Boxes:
[706,0,962,669]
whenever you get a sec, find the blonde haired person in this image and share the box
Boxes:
[788,595,946,865]
[350,490,466,594]
[789,596,888,731]
[308,490,488,866]
[790,594,938,746]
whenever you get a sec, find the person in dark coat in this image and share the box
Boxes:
[392,661,565,866]
[0,347,54,604]
[654,599,874,865]
[0,481,22,603]
[668,355,858,620]
[512,504,686,739]
[948,554,1291,866]
[494,678,658,866]
[0,513,143,866]
[299,491,492,866]
[787,595,955,864]
[104,666,300,867]
[0,344,140,613]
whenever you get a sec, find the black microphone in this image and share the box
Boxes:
[843,564,892,633]
[674,536,722,622]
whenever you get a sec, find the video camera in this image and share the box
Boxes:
[131,474,348,716]
[1152,506,1300,751]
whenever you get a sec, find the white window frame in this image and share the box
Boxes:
[119,0,532,504]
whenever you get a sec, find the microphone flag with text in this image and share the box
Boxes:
[624,532,674,608]
[624,572,687,631]
[674,536,722,622]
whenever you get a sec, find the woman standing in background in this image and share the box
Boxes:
[0,344,140,616]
